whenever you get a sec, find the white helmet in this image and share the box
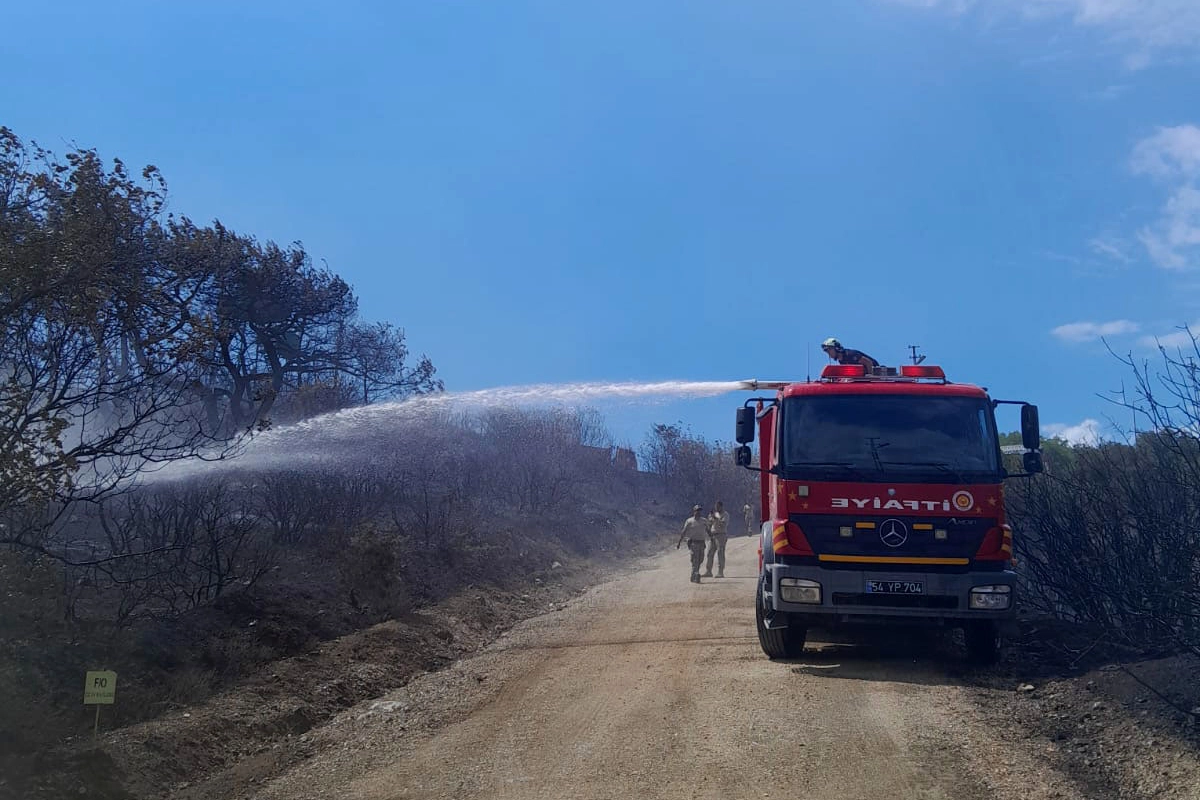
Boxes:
[822,337,841,350]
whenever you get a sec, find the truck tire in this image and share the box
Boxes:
[756,580,807,659]
[964,621,1001,665]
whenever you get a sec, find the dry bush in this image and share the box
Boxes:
[375,420,485,548]
[1009,337,1200,655]
[85,479,275,624]
[476,407,590,513]
[639,423,756,510]
[0,399,701,776]
[258,470,326,544]
[335,530,410,618]
[163,666,217,707]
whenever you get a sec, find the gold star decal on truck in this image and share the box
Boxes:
[788,491,798,501]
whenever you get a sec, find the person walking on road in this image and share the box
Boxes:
[743,503,755,536]
[676,505,710,583]
[704,501,730,578]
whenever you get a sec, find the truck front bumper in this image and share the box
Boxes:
[764,562,1017,631]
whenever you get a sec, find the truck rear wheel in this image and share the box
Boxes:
[964,621,1001,665]
[756,580,807,659]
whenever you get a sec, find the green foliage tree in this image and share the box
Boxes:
[998,430,1076,473]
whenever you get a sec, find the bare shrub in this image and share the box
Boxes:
[163,667,216,707]
[90,480,275,624]
[640,423,756,509]
[478,408,589,513]
[379,419,483,547]
[258,470,325,545]
[335,531,409,618]
[308,470,387,550]
[1009,335,1200,655]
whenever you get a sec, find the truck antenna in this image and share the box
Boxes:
[908,344,926,365]
[807,345,811,382]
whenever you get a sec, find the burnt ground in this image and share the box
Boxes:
[0,502,677,800]
[4,540,1198,800]
[962,621,1200,800]
[5,554,649,800]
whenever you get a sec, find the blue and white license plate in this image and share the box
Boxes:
[865,580,924,594]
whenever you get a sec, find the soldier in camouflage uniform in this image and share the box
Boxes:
[676,505,709,583]
[703,501,730,578]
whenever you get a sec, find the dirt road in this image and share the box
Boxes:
[254,537,1095,800]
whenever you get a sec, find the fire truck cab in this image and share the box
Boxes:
[734,363,1042,664]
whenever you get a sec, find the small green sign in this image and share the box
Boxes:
[84,671,116,705]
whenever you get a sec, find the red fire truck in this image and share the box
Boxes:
[734,363,1042,664]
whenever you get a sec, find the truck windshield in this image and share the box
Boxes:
[781,395,1000,483]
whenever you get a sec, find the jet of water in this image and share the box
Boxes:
[146,379,747,481]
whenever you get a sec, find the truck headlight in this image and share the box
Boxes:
[969,584,1012,610]
[779,578,821,604]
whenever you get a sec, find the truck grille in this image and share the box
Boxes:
[831,592,959,610]
[794,513,997,564]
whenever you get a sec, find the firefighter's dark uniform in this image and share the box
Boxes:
[836,348,879,369]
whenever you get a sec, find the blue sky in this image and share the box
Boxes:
[4,0,1200,448]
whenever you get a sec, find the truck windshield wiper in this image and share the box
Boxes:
[787,461,869,478]
[879,460,963,480]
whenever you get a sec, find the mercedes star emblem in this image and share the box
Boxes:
[879,518,908,548]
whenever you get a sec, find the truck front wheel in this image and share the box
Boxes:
[964,621,1001,665]
[756,579,807,659]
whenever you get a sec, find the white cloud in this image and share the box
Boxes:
[1043,418,1103,445]
[1138,322,1200,349]
[1131,126,1200,181]
[888,0,973,10]
[1050,319,1140,342]
[1137,184,1200,269]
[1129,127,1200,269]
[1138,227,1188,269]
[1087,236,1132,263]
[887,5,1200,265]
[887,0,1200,63]
[1060,0,1200,55]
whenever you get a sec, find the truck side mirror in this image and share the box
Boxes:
[735,408,756,444]
[1023,450,1044,474]
[1021,404,1040,453]
[735,445,753,467]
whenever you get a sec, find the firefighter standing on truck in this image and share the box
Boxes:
[676,505,709,584]
[821,337,879,370]
[704,501,729,578]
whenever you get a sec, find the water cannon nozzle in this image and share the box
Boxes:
[737,378,789,391]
